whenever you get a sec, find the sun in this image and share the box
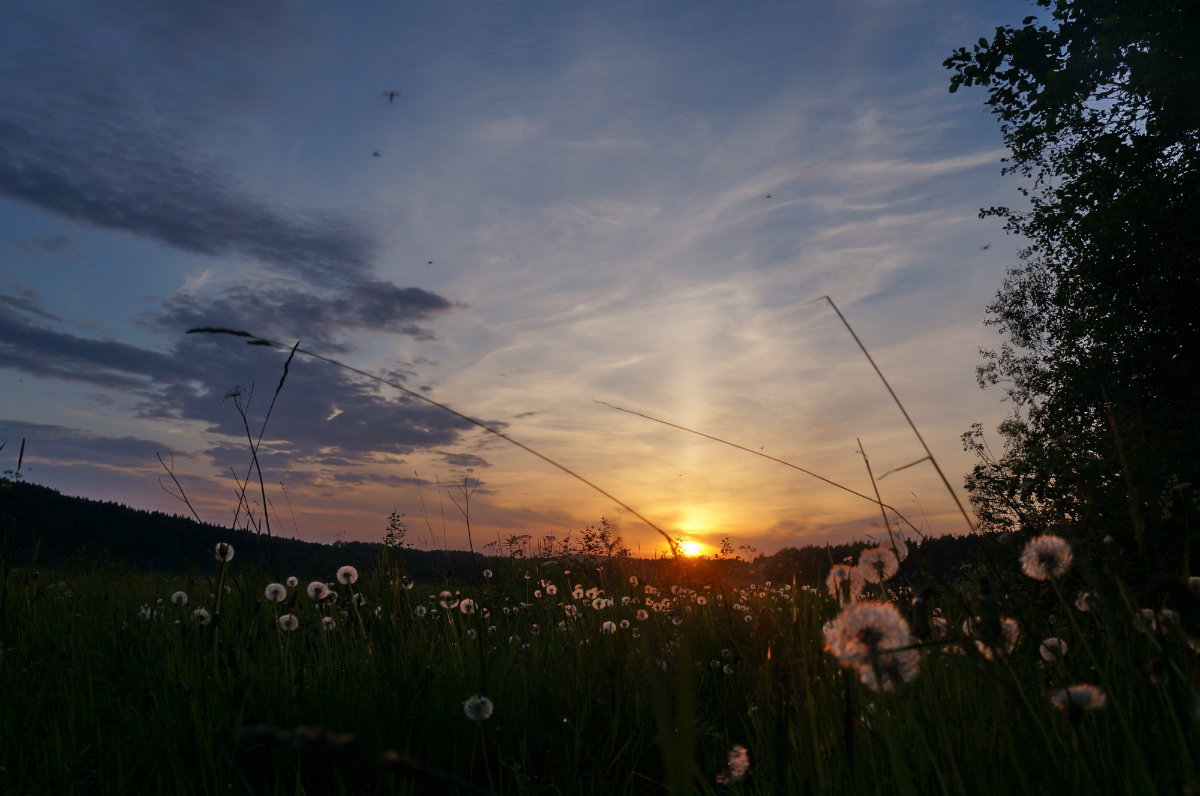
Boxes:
[678,540,705,557]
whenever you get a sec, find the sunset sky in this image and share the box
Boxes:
[1,0,1030,555]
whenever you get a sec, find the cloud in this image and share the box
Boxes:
[0,294,480,465]
[0,420,177,470]
[18,233,86,260]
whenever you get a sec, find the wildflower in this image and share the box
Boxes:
[483,569,493,579]
[1051,684,1108,716]
[337,566,358,585]
[193,608,212,626]
[321,616,335,630]
[825,564,855,600]
[1075,591,1100,612]
[636,609,649,621]
[214,542,235,562]
[307,581,330,601]
[286,576,299,587]
[463,695,495,721]
[278,614,299,631]
[1040,637,1068,662]
[857,547,900,584]
[715,745,750,785]
[171,591,188,607]
[264,583,287,603]
[1019,535,1072,580]
[823,601,912,670]
[601,620,617,634]
[460,599,477,615]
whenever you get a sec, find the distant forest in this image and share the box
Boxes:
[0,480,986,587]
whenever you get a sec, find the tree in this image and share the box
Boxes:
[946,0,1200,566]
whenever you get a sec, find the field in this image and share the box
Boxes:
[3,531,1199,794]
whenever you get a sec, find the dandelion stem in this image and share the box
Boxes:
[814,296,975,532]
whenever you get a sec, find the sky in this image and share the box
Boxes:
[0,0,1031,556]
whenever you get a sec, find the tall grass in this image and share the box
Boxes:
[2,533,1198,793]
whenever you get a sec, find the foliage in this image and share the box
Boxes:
[945,0,1200,569]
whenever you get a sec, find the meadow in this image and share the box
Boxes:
[3,524,1199,794]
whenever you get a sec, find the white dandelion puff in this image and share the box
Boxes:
[213,542,235,562]
[321,616,335,630]
[1020,535,1073,580]
[278,613,299,631]
[337,566,358,585]
[193,608,212,626]
[1051,684,1108,714]
[601,620,617,634]
[823,602,911,670]
[171,591,188,607]
[264,583,287,603]
[857,547,900,584]
[1039,636,1068,662]
[286,576,299,588]
[463,695,494,721]
[307,581,330,601]
[460,599,477,615]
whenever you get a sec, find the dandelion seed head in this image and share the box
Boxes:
[193,608,212,626]
[601,620,617,634]
[1040,636,1068,662]
[264,583,287,603]
[1075,591,1100,612]
[716,745,750,785]
[286,576,298,587]
[213,542,235,562]
[823,601,912,669]
[415,605,428,617]
[857,548,900,584]
[279,613,299,631]
[1051,684,1108,713]
[337,565,358,585]
[483,569,493,579]
[636,609,649,621]
[1020,534,1072,580]
[321,616,335,630]
[546,584,557,595]
[463,694,494,721]
[307,581,329,601]
[460,599,477,615]
[171,591,188,607]
[857,649,921,692]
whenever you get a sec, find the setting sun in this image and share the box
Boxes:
[678,540,706,557]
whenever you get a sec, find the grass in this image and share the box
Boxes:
[2,532,1199,794]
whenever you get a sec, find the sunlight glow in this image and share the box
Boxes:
[678,540,706,557]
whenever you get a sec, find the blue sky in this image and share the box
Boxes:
[1,0,1029,554]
